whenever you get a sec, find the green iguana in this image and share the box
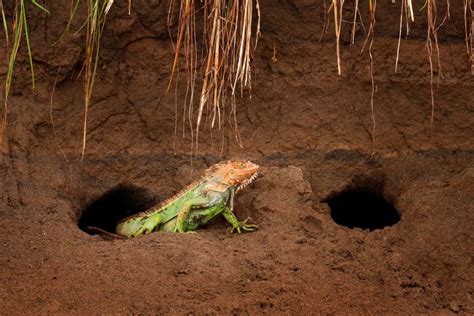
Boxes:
[115,160,259,238]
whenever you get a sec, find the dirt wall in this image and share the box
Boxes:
[0,0,473,314]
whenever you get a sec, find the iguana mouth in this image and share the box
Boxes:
[237,172,258,192]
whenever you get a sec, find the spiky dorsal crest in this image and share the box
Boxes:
[118,160,259,223]
[119,178,203,222]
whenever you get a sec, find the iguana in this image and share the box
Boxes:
[115,160,259,238]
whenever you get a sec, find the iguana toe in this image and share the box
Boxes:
[231,217,258,233]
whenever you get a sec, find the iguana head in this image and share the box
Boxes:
[205,160,259,191]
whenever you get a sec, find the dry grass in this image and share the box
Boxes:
[79,0,112,160]
[426,0,453,136]
[325,0,473,149]
[395,0,414,73]
[166,0,260,154]
[332,0,343,75]
[364,0,376,153]
[50,0,116,159]
[1,1,472,156]
[328,0,378,150]
[0,0,48,148]
[2,1,260,157]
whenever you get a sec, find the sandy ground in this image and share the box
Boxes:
[1,0,473,314]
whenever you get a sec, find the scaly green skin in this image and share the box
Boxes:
[115,160,259,238]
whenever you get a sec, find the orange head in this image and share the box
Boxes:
[205,160,259,191]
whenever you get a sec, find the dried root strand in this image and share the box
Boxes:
[367,0,377,153]
[168,0,260,153]
[395,0,407,73]
[332,0,344,75]
[81,0,110,160]
[465,0,474,74]
[425,0,448,137]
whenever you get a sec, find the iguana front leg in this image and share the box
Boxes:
[222,208,258,233]
[222,189,258,233]
[174,195,215,233]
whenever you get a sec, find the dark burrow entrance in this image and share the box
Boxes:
[78,185,158,235]
[324,190,400,231]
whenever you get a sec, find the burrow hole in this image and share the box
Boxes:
[323,177,400,231]
[78,185,158,235]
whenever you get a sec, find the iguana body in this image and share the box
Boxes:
[115,160,259,238]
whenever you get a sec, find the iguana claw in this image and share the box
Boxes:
[231,217,258,233]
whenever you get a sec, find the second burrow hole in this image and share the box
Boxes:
[322,175,401,231]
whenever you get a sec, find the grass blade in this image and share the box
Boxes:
[30,0,49,13]
[0,0,8,47]
[21,0,36,90]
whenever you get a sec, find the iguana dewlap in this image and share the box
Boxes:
[115,160,259,238]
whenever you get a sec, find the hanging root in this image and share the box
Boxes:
[167,0,260,154]
[367,0,377,153]
[395,0,413,73]
[80,0,114,160]
[331,0,344,75]
[425,0,450,138]
[465,0,474,74]
[319,0,329,42]
[395,0,407,73]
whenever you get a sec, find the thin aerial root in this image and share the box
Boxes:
[351,0,359,45]
[425,0,442,138]
[395,0,405,73]
[167,0,260,155]
[319,0,329,42]
[332,0,344,75]
[467,0,474,74]
[368,0,377,153]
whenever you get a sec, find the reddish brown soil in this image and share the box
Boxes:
[1,0,473,314]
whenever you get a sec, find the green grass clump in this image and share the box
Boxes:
[1,0,48,146]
